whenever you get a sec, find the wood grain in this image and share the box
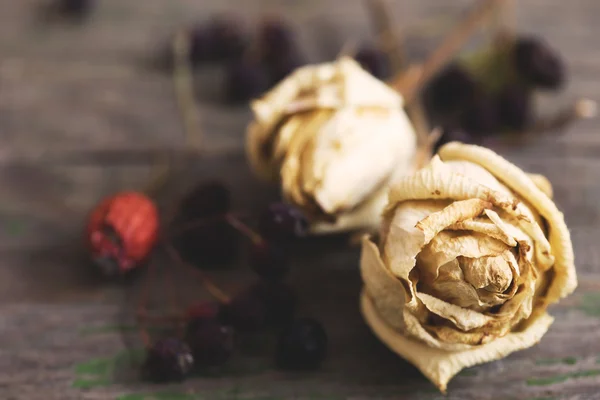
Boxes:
[0,0,599,399]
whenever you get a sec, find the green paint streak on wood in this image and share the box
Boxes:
[72,348,145,389]
[78,324,138,336]
[577,293,600,317]
[526,368,600,386]
[535,356,578,365]
[72,377,112,389]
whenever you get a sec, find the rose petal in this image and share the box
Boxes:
[361,291,554,393]
[438,143,576,305]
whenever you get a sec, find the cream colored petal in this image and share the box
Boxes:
[302,107,413,214]
[418,231,510,283]
[438,142,576,305]
[384,199,492,283]
[446,217,517,247]
[361,237,469,351]
[416,292,495,331]
[360,237,407,332]
[360,290,554,393]
[420,260,488,310]
[310,181,389,235]
[386,156,554,270]
[528,173,553,199]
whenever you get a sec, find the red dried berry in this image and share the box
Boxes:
[87,192,159,276]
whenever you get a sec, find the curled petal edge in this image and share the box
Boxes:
[360,290,554,393]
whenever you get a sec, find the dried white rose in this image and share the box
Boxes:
[246,57,418,234]
[360,142,576,392]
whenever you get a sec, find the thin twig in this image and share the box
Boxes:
[389,0,504,104]
[364,0,405,72]
[337,39,358,59]
[364,0,431,147]
[225,214,264,245]
[529,98,597,134]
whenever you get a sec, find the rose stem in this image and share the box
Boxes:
[164,242,231,304]
[530,98,597,134]
[337,39,358,59]
[492,0,515,44]
[364,0,405,71]
[390,0,504,105]
[364,0,431,149]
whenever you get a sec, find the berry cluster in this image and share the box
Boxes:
[138,182,327,383]
[160,14,307,105]
[424,35,566,149]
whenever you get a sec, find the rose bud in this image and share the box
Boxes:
[245,57,418,235]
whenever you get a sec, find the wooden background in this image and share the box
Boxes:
[1,0,600,399]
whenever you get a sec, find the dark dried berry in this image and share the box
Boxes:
[172,181,238,268]
[179,181,232,218]
[187,27,213,66]
[219,286,268,332]
[249,241,289,281]
[266,50,305,86]
[258,202,309,241]
[424,64,479,117]
[258,17,298,63]
[497,84,533,131]
[258,282,297,326]
[225,60,270,104]
[173,221,239,268]
[354,46,391,80]
[142,337,194,383]
[514,37,565,90]
[205,15,248,62]
[220,282,297,331]
[56,0,93,19]
[433,128,475,154]
[185,317,234,367]
[275,318,328,371]
[460,93,500,136]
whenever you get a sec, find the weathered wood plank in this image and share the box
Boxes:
[1,0,600,399]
